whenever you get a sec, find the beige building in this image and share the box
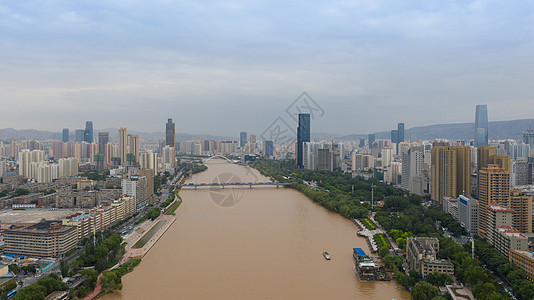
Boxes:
[431,146,471,204]
[510,188,533,234]
[406,237,454,278]
[478,165,511,237]
[509,249,534,282]
[3,221,77,257]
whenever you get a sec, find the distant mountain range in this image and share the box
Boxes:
[2,119,534,142]
[316,119,534,142]
[0,128,232,142]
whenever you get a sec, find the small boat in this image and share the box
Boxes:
[323,251,331,260]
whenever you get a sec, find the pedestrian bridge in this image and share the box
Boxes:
[179,182,291,189]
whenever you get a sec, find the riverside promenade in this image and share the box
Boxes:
[122,215,175,262]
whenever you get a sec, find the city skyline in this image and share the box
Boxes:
[1,1,534,135]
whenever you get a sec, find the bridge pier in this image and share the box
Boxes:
[250,184,252,189]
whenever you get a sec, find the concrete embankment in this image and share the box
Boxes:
[122,215,175,261]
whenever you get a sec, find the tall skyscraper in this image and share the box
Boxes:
[129,134,140,164]
[264,141,274,157]
[397,123,405,143]
[240,132,247,148]
[523,128,534,147]
[118,128,128,165]
[478,165,511,237]
[62,128,69,142]
[98,132,109,158]
[391,130,398,144]
[431,146,471,204]
[166,118,175,147]
[296,114,311,168]
[368,133,375,146]
[84,121,94,143]
[75,129,85,142]
[474,104,488,147]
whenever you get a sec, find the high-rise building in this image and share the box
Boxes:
[264,141,274,157]
[431,146,471,204]
[478,165,511,237]
[474,104,489,147]
[122,176,148,209]
[166,118,175,147]
[368,133,375,146]
[75,129,85,143]
[62,128,69,142]
[390,130,398,144]
[296,114,311,168]
[98,132,109,159]
[140,151,158,175]
[458,195,478,236]
[140,169,155,204]
[118,128,128,165]
[162,146,175,168]
[401,144,424,192]
[129,135,140,164]
[84,121,93,143]
[240,132,247,148]
[398,123,405,143]
[510,189,533,233]
[250,134,256,145]
[523,128,534,147]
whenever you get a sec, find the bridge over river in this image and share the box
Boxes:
[178,182,291,189]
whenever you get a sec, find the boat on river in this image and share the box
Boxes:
[323,251,331,260]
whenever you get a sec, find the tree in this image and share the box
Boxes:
[60,259,68,278]
[13,284,47,300]
[8,264,20,274]
[411,281,439,300]
[100,271,123,291]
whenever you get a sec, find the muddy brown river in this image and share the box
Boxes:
[102,159,409,299]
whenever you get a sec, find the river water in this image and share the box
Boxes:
[103,160,409,299]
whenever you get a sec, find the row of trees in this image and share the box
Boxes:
[71,231,124,273]
[135,208,161,224]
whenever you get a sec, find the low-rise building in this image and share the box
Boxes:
[442,197,459,220]
[494,226,528,257]
[509,249,534,282]
[406,237,454,278]
[3,221,77,257]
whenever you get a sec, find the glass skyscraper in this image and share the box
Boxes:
[474,105,488,147]
[240,132,247,148]
[166,118,175,147]
[62,128,69,142]
[296,113,310,168]
[397,123,405,142]
[84,121,93,143]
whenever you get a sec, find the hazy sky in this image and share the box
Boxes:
[1,0,534,136]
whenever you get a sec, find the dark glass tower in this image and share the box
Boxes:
[166,118,175,147]
[368,133,375,145]
[296,113,311,168]
[474,105,488,147]
[397,123,405,142]
[98,132,109,156]
[62,128,69,142]
[391,130,398,144]
[84,121,93,143]
[240,132,247,148]
[75,129,84,142]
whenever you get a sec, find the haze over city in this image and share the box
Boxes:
[2,0,534,135]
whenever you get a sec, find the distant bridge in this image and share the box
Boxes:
[179,182,291,189]
[203,155,234,163]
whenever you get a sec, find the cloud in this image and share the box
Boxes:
[1,0,534,136]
